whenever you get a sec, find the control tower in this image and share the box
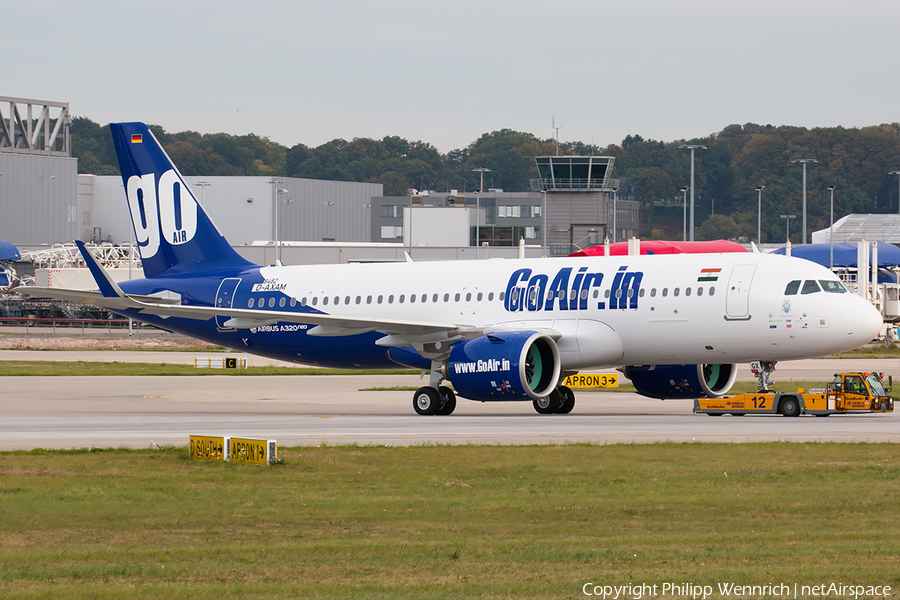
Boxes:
[531,155,638,255]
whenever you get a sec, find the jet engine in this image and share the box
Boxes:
[445,331,561,401]
[622,363,737,399]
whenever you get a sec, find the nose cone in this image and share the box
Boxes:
[846,296,883,349]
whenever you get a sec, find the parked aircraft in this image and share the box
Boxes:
[17,123,884,415]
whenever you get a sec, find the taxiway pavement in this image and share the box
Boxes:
[1,356,897,450]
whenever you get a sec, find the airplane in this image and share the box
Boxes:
[17,122,884,415]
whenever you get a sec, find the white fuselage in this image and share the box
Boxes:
[257,251,881,371]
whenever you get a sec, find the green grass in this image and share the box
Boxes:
[0,443,897,599]
[0,361,416,377]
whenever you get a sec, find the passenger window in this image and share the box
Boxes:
[581,289,588,299]
[344,296,350,304]
[615,289,622,299]
[466,292,471,302]
[784,280,801,295]
[477,292,483,301]
[488,292,494,301]
[356,296,361,304]
[248,298,254,308]
[400,294,405,303]
[290,298,297,307]
[258,298,265,308]
[366,295,372,304]
[433,294,439,302]
[410,294,416,303]
[650,288,656,297]
[639,288,645,298]
[709,287,715,296]
[268,297,276,307]
[499,291,505,301]
[455,293,461,302]
[605,289,611,298]
[593,289,599,299]
[444,293,450,302]
[301,297,308,306]
[322,297,328,306]
[674,288,680,297]
[312,297,318,306]
[697,287,703,296]
[685,287,691,297]
[377,295,383,304]
[801,280,821,295]
[279,297,286,307]
[388,295,394,303]
[662,288,668,297]
[334,296,339,305]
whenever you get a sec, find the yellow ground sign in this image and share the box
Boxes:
[562,373,619,389]
[189,435,226,461]
[228,437,276,466]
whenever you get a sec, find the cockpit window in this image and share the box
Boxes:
[800,280,821,295]
[784,280,801,295]
[866,373,886,396]
[819,280,847,293]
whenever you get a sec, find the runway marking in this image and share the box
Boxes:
[141,390,340,403]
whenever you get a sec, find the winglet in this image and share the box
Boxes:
[75,240,127,298]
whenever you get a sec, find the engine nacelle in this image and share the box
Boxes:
[446,332,561,401]
[623,363,737,399]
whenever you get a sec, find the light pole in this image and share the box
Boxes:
[269,179,285,265]
[755,185,765,245]
[791,158,818,244]
[780,214,796,244]
[679,144,707,241]
[611,187,619,244]
[890,171,900,215]
[680,186,689,241]
[472,168,491,260]
[541,189,547,256]
[194,181,210,206]
[828,185,837,269]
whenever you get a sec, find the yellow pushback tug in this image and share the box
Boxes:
[694,370,894,417]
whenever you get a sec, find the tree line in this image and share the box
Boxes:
[71,116,900,243]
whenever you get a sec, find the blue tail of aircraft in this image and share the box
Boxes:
[110,122,255,278]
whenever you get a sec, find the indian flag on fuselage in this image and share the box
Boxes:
[698,268,721,282]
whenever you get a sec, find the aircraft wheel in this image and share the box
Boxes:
[780,396,801,417]
[556,385,575,414]
[413,387,441,415]
[437,386,457,415]
[533,390,558,414]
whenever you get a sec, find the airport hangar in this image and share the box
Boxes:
[1,96,638,272]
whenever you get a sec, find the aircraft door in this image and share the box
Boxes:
[725,265,756,319]
[215,278,242,330]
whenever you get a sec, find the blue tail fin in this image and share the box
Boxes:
[110,122,255,278]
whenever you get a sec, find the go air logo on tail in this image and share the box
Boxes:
[126,169,198,259]
[504,265,643,313]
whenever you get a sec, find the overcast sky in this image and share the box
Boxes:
[5,0,899,152]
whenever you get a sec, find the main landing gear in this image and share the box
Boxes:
[532,385,575,415]
[411,385,575,416]
[413,386,457,416]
